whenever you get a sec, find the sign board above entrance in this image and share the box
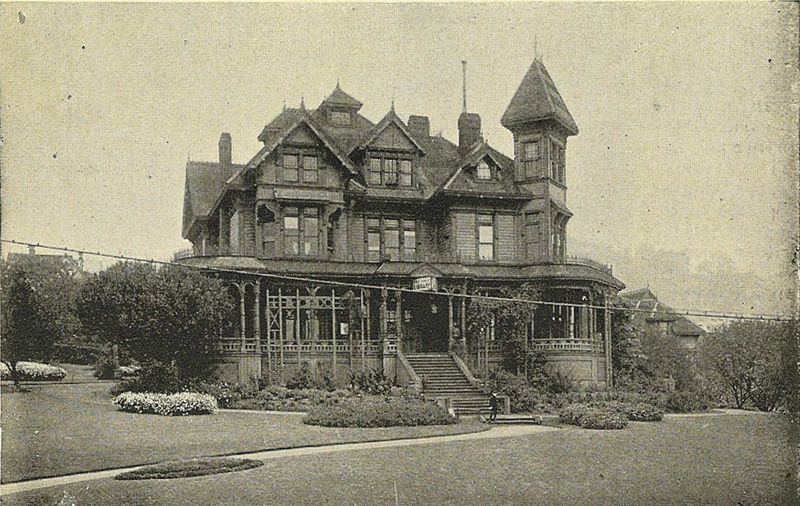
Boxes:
[413,276,438,291]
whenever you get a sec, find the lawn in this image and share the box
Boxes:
[0,383,486,483]
[4,412,795,505]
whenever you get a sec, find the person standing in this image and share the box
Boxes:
[489,391,499,422]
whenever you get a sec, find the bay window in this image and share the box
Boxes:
[283,206,320,256]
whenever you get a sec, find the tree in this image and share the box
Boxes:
[465,283,540,377]
[610,300,695,393]
[0,258,81,387]
[699,320,793,410]
[77,262,234,384]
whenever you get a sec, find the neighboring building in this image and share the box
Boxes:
[620,288,704,351]
[8,246,85,280]
[180,59,624,399]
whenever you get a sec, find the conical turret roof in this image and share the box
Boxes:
[501,59,578,135]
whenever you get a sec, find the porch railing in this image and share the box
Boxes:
[478,339,604,354]
[217,338,383,355]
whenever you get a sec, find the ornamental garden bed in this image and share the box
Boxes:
[113,392,217,416]
[116,458,263,480]
[0,361,67,382]
[304,394,457,428]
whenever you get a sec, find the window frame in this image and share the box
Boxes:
[329,110,351,126]
[476,160,492,180]
[477,213,495,261]
[521,139,541,179]
[280,150,321,185]
[366,153,414,188]
[364,216,417,262]
[282,206,320,257]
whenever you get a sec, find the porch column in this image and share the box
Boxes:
[361,289,368,371]
[604,297,612,387]
[239,284,246,352]
[331,289,337,373]
[254,280,261,354]
[380,287,388,339]
[278,287,284,368]
[296,288,301,365]
[447,292,454,351]
[460,282,467,349]
[396,289,403,353]
[265,288,272,370]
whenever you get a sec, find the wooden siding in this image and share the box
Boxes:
[348,212,364,262]
[369,123,416,151]
[418,220,435,262]
[241,202,256,255]
[496,214,515,263]
[437,213,453,261]
[454,212,476,262]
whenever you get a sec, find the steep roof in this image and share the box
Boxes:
[621,288,705,337]
[357,107,425,153]
[319,82,363,110]
[182,160,243,238]
[501,59,578,135]
[436,141,523,198]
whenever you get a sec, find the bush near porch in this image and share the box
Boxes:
[304,394,456,428]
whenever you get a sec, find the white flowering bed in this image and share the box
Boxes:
[0,361,67,381]
[118,365,141,377]
[113,392,218,416]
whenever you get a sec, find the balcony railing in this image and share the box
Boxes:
[480,339,604,354]
[173,248,194,261]
[218,338,383,355]
[564,255,613,275]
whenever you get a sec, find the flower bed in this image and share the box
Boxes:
[112,392,217,416]
[0,361,67,381]
[116,458,263,480]
[228,386,352,412]
[559,404,628,430]
[304,395,457,428]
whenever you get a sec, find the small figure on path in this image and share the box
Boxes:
[489,391,499,422]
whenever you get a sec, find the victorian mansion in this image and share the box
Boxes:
[180,59,624,397]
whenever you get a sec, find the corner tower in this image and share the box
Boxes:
[502,58,578,264]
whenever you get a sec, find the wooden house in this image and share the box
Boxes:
[180,59,625,399]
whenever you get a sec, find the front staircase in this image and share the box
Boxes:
[403,353,490,416]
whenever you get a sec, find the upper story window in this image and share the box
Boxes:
[476,160,491,180]
[478,214,494,261]
[283,206,319,256]
[329,110,351,126]
[366,216,417,262]
[522,140,540,179]
[549,139,565,185]
[366,155,413,187]
[282,153,319,184]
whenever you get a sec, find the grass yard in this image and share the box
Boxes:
[4,412,795,505]
[0,383,486,483]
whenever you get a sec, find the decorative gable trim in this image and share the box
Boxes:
[356,111,425,154]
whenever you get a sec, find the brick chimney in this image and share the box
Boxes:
[219,132,232,166]
[458,112,481,154]
[408,115,430,140]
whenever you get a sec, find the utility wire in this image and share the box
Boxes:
[1,238,794,323]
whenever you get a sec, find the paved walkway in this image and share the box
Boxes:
[0,424,556,497]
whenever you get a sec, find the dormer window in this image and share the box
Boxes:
[476,160,491,180]
[330,110,351,126]
[367,154,414,187]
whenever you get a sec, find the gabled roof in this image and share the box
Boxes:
[501,59,579,135]
[621,288,705,337]
[435,141,522,197]
[246,108,359,177]
[182,159,243,238]
[356,106,425,154]
[319,82,363,110]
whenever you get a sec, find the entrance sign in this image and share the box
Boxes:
[413,276,438,291]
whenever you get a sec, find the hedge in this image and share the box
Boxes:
[0,361,67,381]
[304,395,457,428]
[113,392,217,416]
[559,404,628,430]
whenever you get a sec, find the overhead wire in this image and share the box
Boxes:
[1,238,794,322]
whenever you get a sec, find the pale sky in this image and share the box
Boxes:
[2,3,797,309]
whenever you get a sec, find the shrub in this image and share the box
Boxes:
[622,403,663,421]
[113,392,217,416]
[578,409,628,430]
[189,381,245,408]
[116,361,182,394]
[349,368,394,395]
[664,389,711,413]
[93,355,116,379]
[230,385,351,412]
[118,365,141,378]
[304,394,456,428]
[0,361,66,381]
[559,403,628,429]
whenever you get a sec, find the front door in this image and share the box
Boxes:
[403,292,449,352]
